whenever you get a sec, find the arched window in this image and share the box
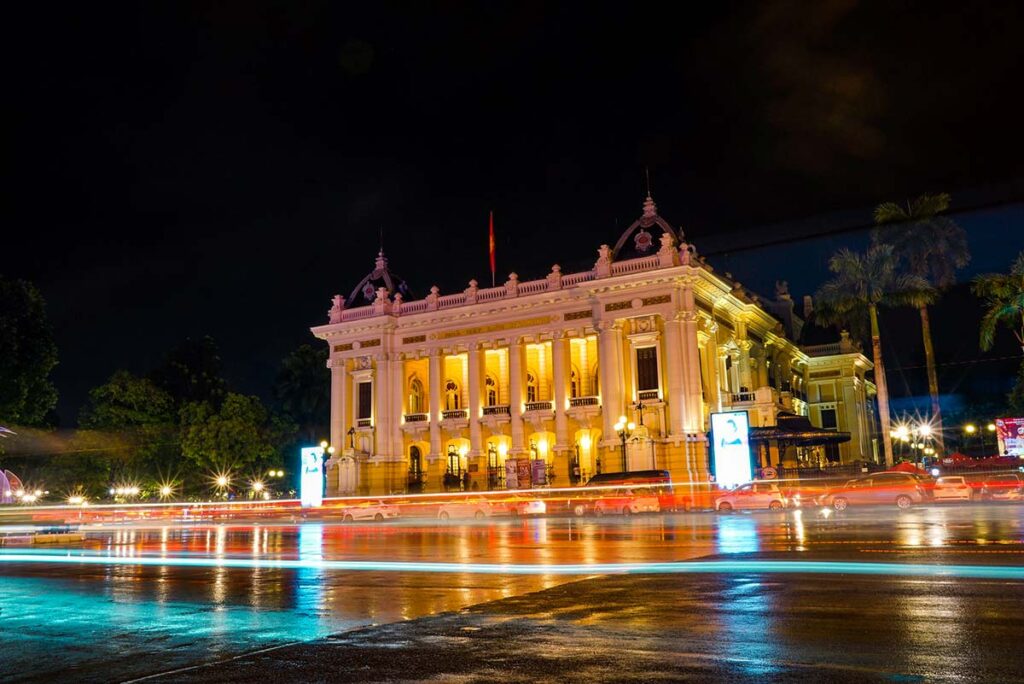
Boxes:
[570,367,580,398]
[591,364,599,396]
[409,446,422,476]
[408,377,425,414]
[445,379,460,410]
[485,375,498,406]
[526,372,537,403]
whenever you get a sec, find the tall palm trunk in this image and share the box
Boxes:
[869,304,894,466]
[918,304,944,450]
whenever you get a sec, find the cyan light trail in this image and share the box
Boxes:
[1,550,1023,580]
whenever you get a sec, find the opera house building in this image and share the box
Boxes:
[312,194,877,496]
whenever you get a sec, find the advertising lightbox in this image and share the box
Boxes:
[995,417,1024,457]
[300,446,325,508]
[710,410,753,489]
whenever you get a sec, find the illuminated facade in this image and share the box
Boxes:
[312,194,876,495]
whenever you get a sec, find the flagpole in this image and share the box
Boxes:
[489,210,496,288]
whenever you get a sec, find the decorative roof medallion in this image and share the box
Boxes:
[634,228,653,253]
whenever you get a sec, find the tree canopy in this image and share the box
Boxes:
[272,344,329,444]
[0,276,58,426]
[151,336,228,407]
[179,393,281,473]
[78,370,175,429]
[972,251,1024,352]
[814,245,934,332]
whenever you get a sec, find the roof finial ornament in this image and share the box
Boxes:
[645,166,651,198]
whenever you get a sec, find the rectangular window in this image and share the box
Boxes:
[821,407,838,430]
[636,347,659,392]
[357,381,373,420]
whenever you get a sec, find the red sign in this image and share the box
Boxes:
[517,459,532,488]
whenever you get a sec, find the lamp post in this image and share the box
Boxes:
[614,415,635,472]
[347,427,356,450]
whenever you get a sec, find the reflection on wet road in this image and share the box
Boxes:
[0,504,1021,682]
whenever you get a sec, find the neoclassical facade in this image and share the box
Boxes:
[312,195,877,496]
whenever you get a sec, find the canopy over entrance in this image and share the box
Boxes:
[750,412,850,447]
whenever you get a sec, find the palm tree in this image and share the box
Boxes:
[873,193,970,449]
[816,245,934,466]
[972,251,1024,352]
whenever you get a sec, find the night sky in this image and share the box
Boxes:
[6,2,1024,424]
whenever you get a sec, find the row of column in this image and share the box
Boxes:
[328,294,707,462]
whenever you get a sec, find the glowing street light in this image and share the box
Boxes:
[917,424,932,437]
[614,416,635,472]
[159,484,174,498]
[964,424,977,434]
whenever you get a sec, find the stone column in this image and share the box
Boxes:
[330,358,347,452]
[735,316,753,391]
[680,285,704,431]
[552,333,570,450]
[468,344,483,458]
[663,313,686,438]
[374,355,390,458]
[428,350,442,459]
[598,321,623,445]
[508,338,526,456]
[391,353,404,464]
[699,330,719,415]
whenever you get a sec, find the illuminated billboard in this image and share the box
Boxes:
[710,410,753,488]
[300,446,325,508]
[995,417,1024,457]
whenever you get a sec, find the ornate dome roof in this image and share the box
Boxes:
[346,250,414,308]
[611,194,685,260]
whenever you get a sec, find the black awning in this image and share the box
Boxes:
[749,412,851,446]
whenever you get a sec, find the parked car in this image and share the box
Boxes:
[817,472,933,510]
[980,473,1023,501]
[715,482,788,512]
[437,497,494,520]
[339,500,400,522]
[592,488,660,516]
[933,476,975,502]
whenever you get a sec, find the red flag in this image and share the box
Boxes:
[488,211,496,285]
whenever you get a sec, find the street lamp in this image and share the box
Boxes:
[614,415,635,472]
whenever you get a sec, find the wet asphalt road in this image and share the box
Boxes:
[0,503,1022,682]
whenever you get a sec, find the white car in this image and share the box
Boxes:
[506,498,547,517]
[933,476,974,502]
[437,498,494,520]
[339,500,400,522]
[715,483,788,512]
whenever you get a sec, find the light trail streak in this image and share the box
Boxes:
[0,550,1022,580]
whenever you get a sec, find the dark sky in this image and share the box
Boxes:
[6,1,1024,424]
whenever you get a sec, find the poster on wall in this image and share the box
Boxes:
[505,459,519,489]
[300,446,324,508]
[710,410,753,489]
[531,459,547,486]
[517,459,532,489]
[995,417,1024,457]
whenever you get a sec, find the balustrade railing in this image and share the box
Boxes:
[442,409,468,420]
[637,389,660,402]
[482,405,511,416]
[569,396,599,408]
[524,401,553,412]
[404,413,428,423]
[356,418,373,428]
[328,254,669,323]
